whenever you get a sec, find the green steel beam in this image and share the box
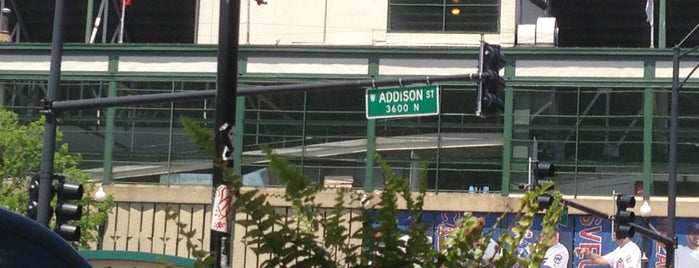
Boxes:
[102,55,118,184]
[501,60,515,196]
[0,43,691,58]
[365,119,375,191]
[643,59,655,199]
[234,96,245,175]
[364,55,379,191]
[80,250,195,267]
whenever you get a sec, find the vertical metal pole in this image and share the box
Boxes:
[666,44,680,268]
[501,60,514,196]
[84,0,94,43]
[0,0,6,32]
[103,56,118,185]
[37,0,66,226]
[118,0,125,43]
[475,35,485,118]
[658,0,666,48]
[365,119,375,191]
[643,61,654,199]
[102,1,108,43]
[212,0,240,267]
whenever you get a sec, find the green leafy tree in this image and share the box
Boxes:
[182,117,563,267]
[0,109,113,249]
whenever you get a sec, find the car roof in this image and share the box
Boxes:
[0,207,92,268]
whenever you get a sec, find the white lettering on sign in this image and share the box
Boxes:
[378,89,425,103]
[366,85,440,119]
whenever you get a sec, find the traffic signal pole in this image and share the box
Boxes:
[476,37,485,117]
[51,74,481,112]
[211,0,240,266]
[37,0,66,226]
[667,23,699,268]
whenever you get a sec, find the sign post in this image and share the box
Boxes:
[366,85,440,119]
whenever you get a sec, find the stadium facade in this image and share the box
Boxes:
[1,0,698,266]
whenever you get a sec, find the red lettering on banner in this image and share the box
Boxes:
[655,243,667,267]
[580,226,602,242]
[576,216,604,268]
[580,215,603,226]
[577,259,597,268]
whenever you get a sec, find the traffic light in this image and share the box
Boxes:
[53,175,84,241]
[532,162,555,211]
[27,174,44,220]
[517,161,555,192]
[533,162,555,190]
[535,193,555,211]
[476,41,506,117]
[27,174,55,221]
[614,195,636,239]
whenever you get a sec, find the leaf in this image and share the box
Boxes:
[181,117,215,153]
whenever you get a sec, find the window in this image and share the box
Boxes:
[550,0,699,48]
[388,0,500,33]
[4,0,196,43]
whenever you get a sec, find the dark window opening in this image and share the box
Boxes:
[551,0,699,48]
[5,0,196,43]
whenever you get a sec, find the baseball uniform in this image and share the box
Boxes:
[602,240,641,268]
[541,242,569,268]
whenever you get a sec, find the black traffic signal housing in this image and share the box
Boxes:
[27,174,54,221]
[535,193,555,211]
[614,195,636,239]
[533,162,555,190]
[533,162,555,210]
[27,174,56,220]
[517,161,555,192]
[53,175,84,241]
[476,42,506,117]
[27,174,40,220]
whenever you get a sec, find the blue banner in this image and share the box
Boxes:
[369,210,699,267]
[420,211,699,268]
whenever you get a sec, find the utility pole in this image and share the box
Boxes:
[667,43,679,268]
[667,22,699,268]
[37,0,66,226]
[211,0,240,267]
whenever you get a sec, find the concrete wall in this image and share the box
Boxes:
[197,0,522,47]
[99,183,699,265]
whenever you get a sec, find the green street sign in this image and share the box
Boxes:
[559,206,569,227]
[365,85,440,119]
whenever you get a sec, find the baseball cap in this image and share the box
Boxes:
[687,222,699,234]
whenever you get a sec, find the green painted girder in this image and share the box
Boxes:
[80,250,195,267]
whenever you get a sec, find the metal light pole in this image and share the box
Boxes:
[667,22,699,268]
[37,0,66,226]
[211,0,240,267]
[667,43,679,268]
